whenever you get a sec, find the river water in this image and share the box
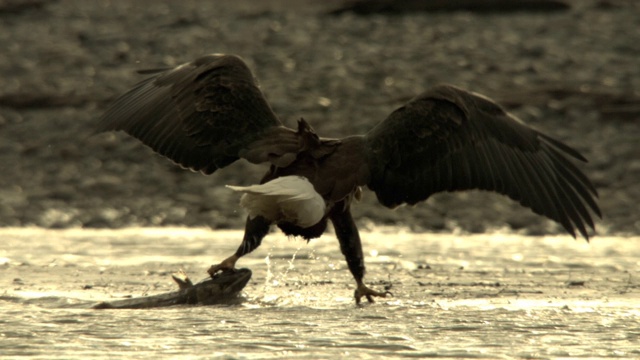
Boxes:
[1,228,638,359]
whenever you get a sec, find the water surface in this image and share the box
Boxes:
[1,228,638,358]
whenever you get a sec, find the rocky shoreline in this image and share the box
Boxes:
[1,0,638,236]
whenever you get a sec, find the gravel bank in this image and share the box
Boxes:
[1,0,638,236]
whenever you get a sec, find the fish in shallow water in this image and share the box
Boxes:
[93,268,252,309]
[96,54,601,304]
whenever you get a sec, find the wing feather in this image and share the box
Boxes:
[364,84,600,239]
[96,54,285,174]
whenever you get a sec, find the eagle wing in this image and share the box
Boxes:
[364,84,601,239]
[96,54,293,174]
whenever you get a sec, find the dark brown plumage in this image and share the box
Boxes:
[97,54,601,304]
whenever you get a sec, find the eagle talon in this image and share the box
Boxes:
[354,284,393,305]
[207,255,239,278]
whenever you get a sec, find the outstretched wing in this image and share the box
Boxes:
[364,84,601,239]
[96,54,286,174]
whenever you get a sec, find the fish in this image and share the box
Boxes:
[93,268,251,309]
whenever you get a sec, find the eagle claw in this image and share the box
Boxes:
[354,283,393,305]
[207,255,239,277]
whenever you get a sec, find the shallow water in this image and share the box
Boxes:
[1,228,639,359]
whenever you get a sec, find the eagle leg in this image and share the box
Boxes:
[329,202,390,305]
[207,215,271,277]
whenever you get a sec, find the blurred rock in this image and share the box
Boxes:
[328,0,571,15]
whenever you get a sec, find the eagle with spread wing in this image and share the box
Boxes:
[97,54,601,304]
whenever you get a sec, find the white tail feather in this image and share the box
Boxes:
[226,176,326,227]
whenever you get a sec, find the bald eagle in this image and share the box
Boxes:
[96,54,600,304]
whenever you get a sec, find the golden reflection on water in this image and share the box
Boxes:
[1,228,639,358]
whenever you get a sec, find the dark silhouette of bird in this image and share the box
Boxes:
[96,54,601,304]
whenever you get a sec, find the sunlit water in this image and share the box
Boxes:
[1,228,639,359]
